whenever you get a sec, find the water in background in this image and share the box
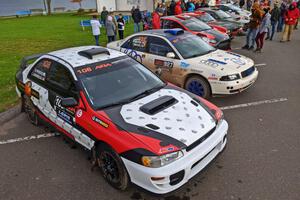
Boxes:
[0,0,97,16]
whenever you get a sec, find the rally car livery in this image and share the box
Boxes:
[107,29,258,99]
[15,46,228,194]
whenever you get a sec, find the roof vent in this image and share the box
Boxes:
[78,47,110,59]
[164,29,184,35]
[140,95,178,115]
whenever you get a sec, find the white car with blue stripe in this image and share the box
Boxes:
[107,29,258,98]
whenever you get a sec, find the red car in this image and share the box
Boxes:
[161,15,231,50]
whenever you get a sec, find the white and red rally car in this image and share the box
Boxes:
[15,46,228,194]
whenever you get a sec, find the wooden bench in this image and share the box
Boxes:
[16,10,32,18]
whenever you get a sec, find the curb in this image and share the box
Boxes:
[0,104,21,125]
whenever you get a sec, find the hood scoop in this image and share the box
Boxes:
[140,95,178,115]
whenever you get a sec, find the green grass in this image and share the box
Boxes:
[0,14,135,112]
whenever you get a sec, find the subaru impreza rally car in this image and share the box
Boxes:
[15,46,228,194]
[107,29,258,99]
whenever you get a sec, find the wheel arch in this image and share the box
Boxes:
[183,73,212,95]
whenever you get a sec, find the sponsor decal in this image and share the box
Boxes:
[208,77,218,80]
[24,81,40,99]
[200,60,219,67]
[159,146,175,154]
[226,51,241,57]
[54,96,74,125]
[230,57,246,65]
[76,63,113,75]
[57,109,73,124]
[191,69,203,73]
[92,116,109,128]
[180,61,190,68]
[154,59,174,70]
[123,48,143,63]
[76,109,83,118]
[95,63,112,70]
[207,59,227,65]
[31,68,46,81]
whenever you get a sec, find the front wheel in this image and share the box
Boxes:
[185,76,211,99]
[97,145,129,191]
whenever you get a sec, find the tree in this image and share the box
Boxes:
[46,0,52,15]
[70,0,83,9]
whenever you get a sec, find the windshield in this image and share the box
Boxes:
[215,10,232,19]
[181,18,212,31]
[77,57,165,109]
[197,13,216,22]
[170,35,216,59]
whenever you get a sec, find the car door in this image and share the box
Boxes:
[120,35,148,65]
[146,36,182,85]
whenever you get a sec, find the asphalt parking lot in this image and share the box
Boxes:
[0,32,299,200]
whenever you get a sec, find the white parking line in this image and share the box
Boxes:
[0,133,57,145]
[220,98,288,110]
[0,98,288,145]
[254,63,267,67]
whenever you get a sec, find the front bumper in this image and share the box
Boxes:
[122,120,228,194]
[211,68,258,95]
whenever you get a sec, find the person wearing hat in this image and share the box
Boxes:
[117,14,125,40]
[106,15,116,43]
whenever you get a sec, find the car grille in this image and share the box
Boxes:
[241,66,255,78]
[217,39,231,50]
[186,126,216,152]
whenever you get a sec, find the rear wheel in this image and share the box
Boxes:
[185,76,211,99]
[97,145,129,190]
[22,95,39,126]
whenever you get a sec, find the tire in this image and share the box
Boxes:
[185,75,211,99]
[22,95,39,126]
[96,144,129,191]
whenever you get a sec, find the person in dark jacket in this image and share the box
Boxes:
[117,14,125,40]
[266,2,280,40]
[246,0,252,11]
[132,6,142,33]
[169,0,176,15]
[277,2,287,32]
[240,0,245,8]
[100,6,109,25]
[295,0,300,29]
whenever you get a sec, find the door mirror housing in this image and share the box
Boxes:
[61,97,78,107]
[166,52,176,59]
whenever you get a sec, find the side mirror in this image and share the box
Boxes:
[61,97,78,107]
[166,52,175,59]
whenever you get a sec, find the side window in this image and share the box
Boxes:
[47,61,74,92]
[29,59,52,82]
[131,36,148,52]
[121,39,132,49]
[148,36,176,58]
[163,20,183,29]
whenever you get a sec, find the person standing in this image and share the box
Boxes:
[294,0,300,29]
[106,16,116,43]
[187,0,196,12]
[247,0,253,11]
[132,6,142,33]
[100,7,109,25]
[255,8,271,52]
[280,2,300,42]
[277,2,287,32]
[266,2,280,40]
[152,10,161,29]
[175,1,183,15]
[242,3,263,50]
[240,0,245,8]
[90,15,101,46]
[169,0,176,15]
[117,14,125,40]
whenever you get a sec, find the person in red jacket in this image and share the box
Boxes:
[152,10,161,29]
[175,1,183,15]
[281,2,300,42]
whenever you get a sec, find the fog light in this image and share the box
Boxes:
[151,177,165,181]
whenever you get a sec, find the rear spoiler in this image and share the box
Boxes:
[20,53,44,70]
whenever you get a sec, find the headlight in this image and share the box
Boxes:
[141,151,183,168]
[220,73,241,81]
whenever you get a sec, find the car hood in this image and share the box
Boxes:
[211,21,240,31]
[188,49,254,73]
[201,28,229,42]
[102,87,216,148]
